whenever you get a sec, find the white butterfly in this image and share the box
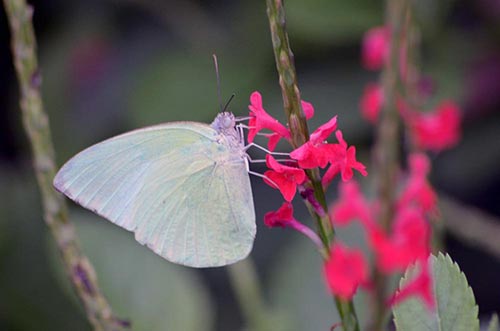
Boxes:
[54,112,255,268]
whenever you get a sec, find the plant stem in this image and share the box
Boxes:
[371,0,408,329]
[265,1,360,330]
[2,1,129,330]
[227,258,269,329]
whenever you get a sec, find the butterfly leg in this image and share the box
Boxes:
[243,142,290,156]
[247,170,279,189]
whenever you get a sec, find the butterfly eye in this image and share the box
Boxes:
[223,116,233,128]
[219,113,235,129]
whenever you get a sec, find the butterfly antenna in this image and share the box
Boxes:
[223,94,235,112]
[212,54,224,113]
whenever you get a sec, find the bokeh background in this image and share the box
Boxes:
[1,0,500,330]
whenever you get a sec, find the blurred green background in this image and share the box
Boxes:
[1,0,500,330]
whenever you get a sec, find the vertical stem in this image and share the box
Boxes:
[227,258,268,328]
[399,4,445,255]
[371,0,408,329]
[2,1,129,330]
[265,1,360,330]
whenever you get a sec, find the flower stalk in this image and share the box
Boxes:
[2,1,128,330]
[227,258,270,329]
[371,0,409,328]
[265,0,360,330]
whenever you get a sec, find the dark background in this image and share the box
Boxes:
[1,0,499,330]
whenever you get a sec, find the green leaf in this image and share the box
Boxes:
[393,253,479,331]
[48,211,214,331]
[488,314,499,331]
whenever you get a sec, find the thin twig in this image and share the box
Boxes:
[440,196,500,260]
[370,0,408,329]
[2,1,129,330]
[265,1,360,330]
[227,259,269,328]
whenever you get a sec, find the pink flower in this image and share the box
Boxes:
[362,26,390,71]
[360,83,384,123]
[301,100,315,119]
[264,202,295,228]
[264,203,322,246]
[324,243,369,300]
[407,100,461,152]
[389,260,434,309]
[398,153,437,214]
[370,206,430,273]
[264,155,306,202]
[248,91,291,147]
[322,130,367,187]
[310,116,338,143]
[290,116,338,169]
[330,180,376,228]
[261,132,282,151]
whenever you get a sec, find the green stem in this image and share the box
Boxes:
[226,258,269,329]
[371,0,408,329]
[265,1,360,330]
[2,1,129,330]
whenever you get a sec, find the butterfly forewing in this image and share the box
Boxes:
[54,122,256,267]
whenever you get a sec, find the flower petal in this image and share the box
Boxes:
[324,243,369,300]
[301,100,315,120]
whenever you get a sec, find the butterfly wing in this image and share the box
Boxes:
[54,122,256,267]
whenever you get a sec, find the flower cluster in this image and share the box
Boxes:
[360,25,462,153]
[247,90,367,241]
[336,25,458,308]
[246,86,439,309]
[328,153,436,308]
[248,91,367,201]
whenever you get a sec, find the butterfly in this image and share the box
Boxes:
[53,112,256,268]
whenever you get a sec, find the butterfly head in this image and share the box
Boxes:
[211,112,236,132]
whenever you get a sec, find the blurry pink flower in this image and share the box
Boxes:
[398,153,437,213]
[330,180,375,228]
[322,130,367,187]
[388,261,434,309]
[360,83,384,123]
[324,243,369,300]
[362,26,390,71]
[370,206,430,273]
[407,100,461,152]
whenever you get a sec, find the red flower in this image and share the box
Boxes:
[290,116,338,169]
[322,130,367,187]
[324,243,369,300]
[389,260,434,309]
[398,153,437,214]
[264,203,322,246]
[362,26,390,71]
[370,206,430,273]
[264,202,295,228]
[261,132,282,151]
[248,91,290,146]
[407,100,461,152]
[310,116,338,143]
[360,83,384,123]
[330,180,376,228]
[264,155,306,202]
[301,100,315,119]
